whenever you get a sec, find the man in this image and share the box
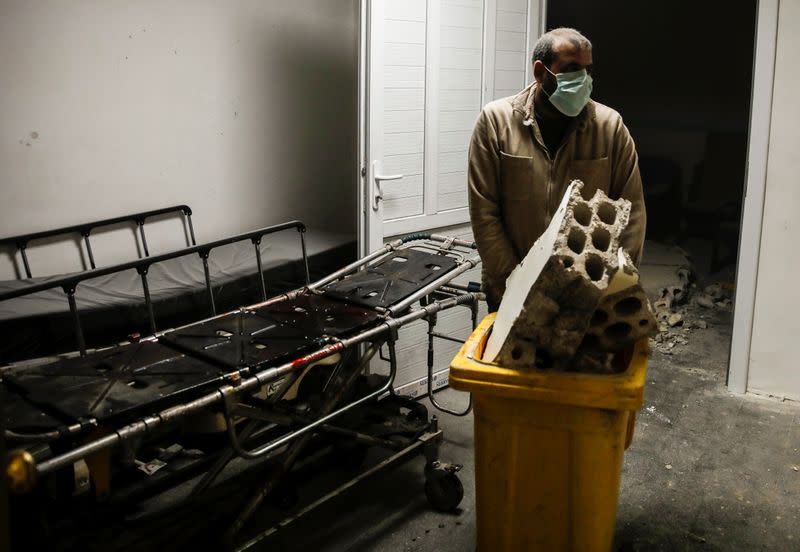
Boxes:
[468,27,645,311]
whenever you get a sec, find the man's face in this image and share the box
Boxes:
[534,40,593,96]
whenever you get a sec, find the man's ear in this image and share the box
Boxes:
[532,60,545,84]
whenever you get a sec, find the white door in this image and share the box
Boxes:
[358,0,543,391]
[359,0,542,255]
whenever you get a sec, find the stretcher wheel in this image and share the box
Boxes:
[425,463,464,512]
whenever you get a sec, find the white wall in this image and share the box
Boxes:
[0,0,357,278]
[746,0,800,400]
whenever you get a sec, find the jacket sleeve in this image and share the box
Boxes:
[610,117,647,266]
[468,108,520,309]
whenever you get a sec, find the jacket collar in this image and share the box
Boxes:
[512,82,596,131]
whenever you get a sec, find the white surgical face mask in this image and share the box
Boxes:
[544,67,593,117]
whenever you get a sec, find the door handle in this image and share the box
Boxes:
[373,161,403,211]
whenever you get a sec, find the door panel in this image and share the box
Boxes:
[360,0,543,390]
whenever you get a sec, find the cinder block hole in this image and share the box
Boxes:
[561,256,574,268]
[590,309,609,326]
[591,227,612,252]
[535,349,553,369]
[585,254,605,281]
[582,334,600,349]
[511,347,522,360]
[567,228,586,254]
[597,202,617,225]
[604,322,632,340]
[614,296,642,316]
[573,202,592,226]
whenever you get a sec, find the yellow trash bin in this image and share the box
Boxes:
[449,313,649,552]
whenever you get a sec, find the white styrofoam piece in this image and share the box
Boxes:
[482,181,577,361]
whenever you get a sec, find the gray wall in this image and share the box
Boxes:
[0,0,358,278]
[747,0,800,401]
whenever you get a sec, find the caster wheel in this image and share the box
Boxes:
[425,464,464,512]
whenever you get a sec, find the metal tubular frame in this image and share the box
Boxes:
[199,251,216,316]
[189,369,305,497]
[82,231,96,270]
[137,220,150,257]
[65,288,87,356]
[252,237,267,301]
[423,297,480,417]
[4,231,484,547]
[223,345,385,460]
[0,205,195,279]
[0,221,307,353]
[137,267,157,334]
[27,288,481,477]
[298,228,310,286]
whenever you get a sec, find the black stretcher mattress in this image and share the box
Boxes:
[2,294,378,431]
[1,247,454,432]
[322,249,458,309]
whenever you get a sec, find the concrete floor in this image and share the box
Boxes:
[244,240,800,551]
[251,302,800,552]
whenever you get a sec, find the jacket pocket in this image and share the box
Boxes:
[499,151,533,200]
[569,157,610,199]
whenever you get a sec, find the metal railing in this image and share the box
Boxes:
[0,205,197,279]
[0,221,309,355]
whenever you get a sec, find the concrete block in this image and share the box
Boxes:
[581,248,658,352]
[483,180,656,371]
[484,180,635,366]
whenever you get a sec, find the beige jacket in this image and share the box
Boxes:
[468,83,646,309]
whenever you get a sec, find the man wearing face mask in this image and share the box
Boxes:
[468,27,645,311]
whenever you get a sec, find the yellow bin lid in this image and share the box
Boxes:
[449,313,649,411]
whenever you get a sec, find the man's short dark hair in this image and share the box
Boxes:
[532,28,592,67]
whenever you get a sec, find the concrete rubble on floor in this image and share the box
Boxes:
[484,180,656,372]
[644,244,735,355]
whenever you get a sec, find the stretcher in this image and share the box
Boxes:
[1,223,482,550]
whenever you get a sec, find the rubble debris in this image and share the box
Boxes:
[704,283,724,300]
[695,295,716,309]
[668,313,683,327]
[652,275,733,354]
[687,532,707,544]
[652,263,693,340]
[483,180,656,372]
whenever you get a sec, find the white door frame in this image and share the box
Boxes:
[525,0,546,84]
[727,0,779,393]
[357,0,368,258]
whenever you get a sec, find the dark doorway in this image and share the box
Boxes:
[546,0,757,276]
